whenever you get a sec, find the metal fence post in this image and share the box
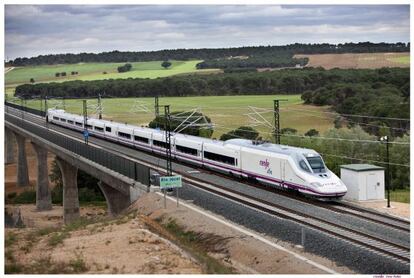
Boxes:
[301,227,306,248]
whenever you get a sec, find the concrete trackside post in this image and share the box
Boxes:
[56,158,80,225]
[31,143,52,211]
[5,128,15,164]
[97,181,131,216]
[13,132,29,187]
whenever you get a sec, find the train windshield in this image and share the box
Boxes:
[306,156,326,173]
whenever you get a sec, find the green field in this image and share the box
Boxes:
[5,60,214,87]
[387,56,410,65]
[390,188,410,203]
[22,95,335,139]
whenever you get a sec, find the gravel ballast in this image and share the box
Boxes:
[176,183,410,274]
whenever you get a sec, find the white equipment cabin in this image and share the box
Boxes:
[340,164,385,201]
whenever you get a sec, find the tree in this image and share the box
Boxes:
[148,111,213,138]
[117,63,132,73]
[49,159,105,204]
[29,78,35,83]
[334,116,342,129]
[220,126,259,141]
[161,61,172,69]
[61,72,66,77]
[55,72,60,77]
[305,128,319,137]
[281,127,297,134]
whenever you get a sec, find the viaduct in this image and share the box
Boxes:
[5,104,150,224]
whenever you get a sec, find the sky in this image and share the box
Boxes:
[5,5,410,60]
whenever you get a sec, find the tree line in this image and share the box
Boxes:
[8,42,409,67]
[196,52,308,69]
[301,67,409,137]
[15,67,409,137]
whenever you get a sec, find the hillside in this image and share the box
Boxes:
[294,52,410,69]
[5,60,216,88]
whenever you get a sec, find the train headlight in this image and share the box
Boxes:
[310,182,323,188]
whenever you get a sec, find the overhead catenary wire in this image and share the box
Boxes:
[244,106,410,132]
[213,125,410,145]
[282,106,410,121]
[212,126,408,167]
[279,107,410,132]
[320,153,410,168]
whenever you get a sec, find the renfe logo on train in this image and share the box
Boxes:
[259,159,272,175]
[259,159,270,169]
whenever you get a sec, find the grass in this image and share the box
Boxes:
[7,189,37,204]
[387,56,410,65]
[390,188,410,203]
[4,214,104,274]
[161,218,235,274]
[22,94,334,138]
[5,60,207,87]
[6,254,89,274]
[48,231,70,247]
[5,231,18,247]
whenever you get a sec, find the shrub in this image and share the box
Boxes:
[220,126,259,141]
[161,61,172,69]
[304,128,319,137]
[117,63,132,73]
[13,190,36,204]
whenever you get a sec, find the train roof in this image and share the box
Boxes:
[48,109,319,157]
[49,109,219,143]
[224,138,319,157]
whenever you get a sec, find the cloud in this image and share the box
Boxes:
[5,5,410,59]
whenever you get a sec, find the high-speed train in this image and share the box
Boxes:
[47,109,347,199]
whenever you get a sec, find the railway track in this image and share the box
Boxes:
[6,108,411,265]
[197,167,411,233]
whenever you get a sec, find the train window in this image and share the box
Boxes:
[75,122,83,127]
[176,145,198,156]
[299,160,311,173]
[306,156,326,173]
[105,127,112,132]
[153,140,167,148]
[204,151,235,165]
[67,120,74,124]
[134,135,149,144]
[60,118,67,122]
[118,131,131,139]
[86,124,93,129]
[53,116,59,120]
[94,126,104,132]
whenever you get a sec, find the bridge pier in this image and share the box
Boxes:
[56,158,80,225]
[5,128,15,164]
[31,143,52,211]
[13,132,29,187]
[98,181,131,216]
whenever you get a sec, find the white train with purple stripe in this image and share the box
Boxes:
[47,109,347,199]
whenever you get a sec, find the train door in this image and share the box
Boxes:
[281,160,296,189]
